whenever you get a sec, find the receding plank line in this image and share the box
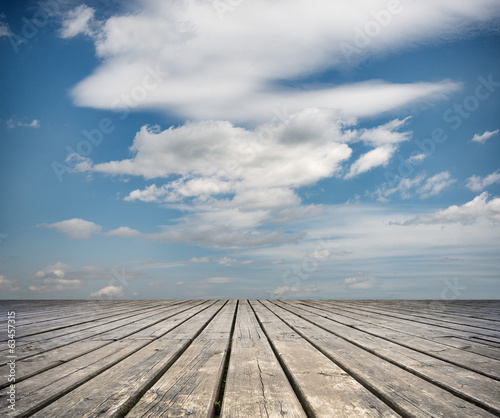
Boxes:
[221,300,307,417]
[268,301,496,417]
[126,300,237,418]
[2,301,220,417]
[280,300,500,415]
[251,300,400,417]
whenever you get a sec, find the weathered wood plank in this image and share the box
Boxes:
[221,300,307,418]
[29,301,225,418]
[302,300,500,379]
[267,301,496,417]
[281,300,500,415]
[126,300,237,417]
[250,300,401,417]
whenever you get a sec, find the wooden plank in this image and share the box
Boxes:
[0,301,197,363]
[250,300,401,417]
[126,300,237,417]
[280,300,500,415]
[1,300,162,339]
[0,300,207,389]
[221,300,307,418]
[302,300,500,379]
[310,300,500,357]
[29,301,226,418]
[335,301,500,339]
[266,301,496,418]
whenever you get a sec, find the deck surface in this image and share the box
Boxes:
[1,299,499,417]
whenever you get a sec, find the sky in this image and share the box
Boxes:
[0,0,499,300]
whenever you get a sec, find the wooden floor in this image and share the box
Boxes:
[1,300,500,417]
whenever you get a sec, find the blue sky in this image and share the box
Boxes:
[1,0,499,300]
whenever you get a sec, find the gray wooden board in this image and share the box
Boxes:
[267,301,497,418]
[250,300,401,417]
[126,300,237,417]
[0,301,208,390]
[309,299,500,358]
[353,300,500,325]
[303,300,500,378]
[221,300,307,418]
[280,300,500,415]
[335,301,500,338]
[0,301,200,363]
[1,300,167,340]
[29,300,225,418]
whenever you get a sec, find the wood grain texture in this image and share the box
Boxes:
[0,299,498,418]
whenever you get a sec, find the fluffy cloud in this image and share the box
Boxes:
[39,218,102,239]
[75,111,423,247]
[466,170,500,192]
[397,192,500,226]
[0,275,19,292]
[7,117,40,128]
[471,129,499,143]
[417,172,456,199]
[60,0,487,123]
[346,118,411,178]
[31,263,81,292]
[342,274,376,290]
[60,5,97,38]
[266,285,318,297]
[216,257,237,266]
[105,226,141,237]
[89,285,124,299]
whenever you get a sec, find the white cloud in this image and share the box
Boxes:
[89,285,124,299]
[266,285,318,297]
[30,263,82,292]
[189,256,209,263]
[34,262,69,279]
[398,192,500,226]
[39,218,102,239]
[105,226,141,237]
[216,257,237,266]
[346,118,411,178]
[466,170,500,192]
[74,111,421,247]
[62,0,486,123]
[32,263,145,288]
[60,5,97,38]
[0,14,11,38]
[0,275,19,292]
[373,171,455,201]
[417,171,456,199]
[471,129,499,143]
[7,118,40,128]
[408,153,427,164]
[342,274,376,290]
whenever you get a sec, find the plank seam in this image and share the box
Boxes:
[250,301,314,418]
[14,301,222,417]
[213,300,239,418]
[119,300,229,418]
